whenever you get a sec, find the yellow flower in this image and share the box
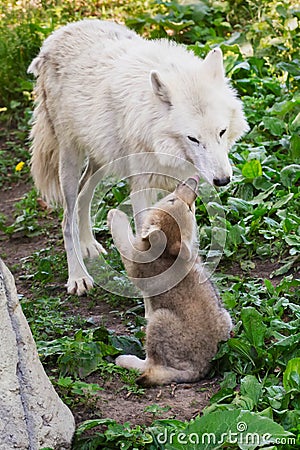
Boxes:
[15,161,25,172]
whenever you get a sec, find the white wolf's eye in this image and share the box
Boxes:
[219,129,227,138]
[187,136,200,145]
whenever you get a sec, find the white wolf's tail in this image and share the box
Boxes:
[28,56,63,205]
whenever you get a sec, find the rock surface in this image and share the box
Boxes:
[0,259,75,450]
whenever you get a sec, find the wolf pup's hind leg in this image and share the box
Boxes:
[115,355,148,372]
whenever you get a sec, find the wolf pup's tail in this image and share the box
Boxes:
[137,366,200,387]
[28,56,63,205]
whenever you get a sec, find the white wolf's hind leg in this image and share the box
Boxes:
[60,148,94,295]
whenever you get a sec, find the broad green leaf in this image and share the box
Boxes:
[209,387,235,404]
[241,307,267,348]
[276,5,288,18]
[248,184,279,205]
[285,235,300,247]
[240,375,262,406]
[163,19,195,32]
[227,197,253,214]
[220,371,237,389]
[272,332,300,348]
[228,338,255,364]
[110,335,144,359]
[262,117,286,136]
[161,409,293,450]
[152,419,186,429]
[271,98,300,116]
[271,257,299,276]
[290,133,300,159]
[75,418,117,435]
[227,224,244,247]
[265,385,288,410]
[253,176,273,191]
[283,358,300,392]
[280,164,300,187]
[258,407,273,419]
[222,291,237,309]
[272,193,294,210]
[264,279,275,295]
[242,159,262,179]
[277,61,300,76]
[291,111,300,129]
[238,183,254,200]
[282,409,300,430]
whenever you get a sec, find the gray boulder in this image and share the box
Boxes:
[0,259,75,449]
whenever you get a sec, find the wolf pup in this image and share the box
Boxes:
[28,19,248,296]
[107,177,232,386]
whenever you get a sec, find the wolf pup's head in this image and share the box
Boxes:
[141,176,199,261]
[150,48,249,187]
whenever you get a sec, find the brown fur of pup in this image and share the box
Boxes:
[107,178,232,387]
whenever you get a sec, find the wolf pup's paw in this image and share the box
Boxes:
[107,209,128,232]
[107,209,118,232]
[115,355,147,371]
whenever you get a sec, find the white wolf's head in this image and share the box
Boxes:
[150,48,249,187]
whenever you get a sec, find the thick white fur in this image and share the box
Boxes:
[28,19,249,295]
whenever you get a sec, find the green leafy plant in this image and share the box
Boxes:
[38,327,119,378]
[55,376,103,407]
[73,419,153,450]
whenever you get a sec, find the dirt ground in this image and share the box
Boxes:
[0,179,293,427]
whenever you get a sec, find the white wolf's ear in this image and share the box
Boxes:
[150,71,172,106]
[203,48,224,82]
[169,240,192,261]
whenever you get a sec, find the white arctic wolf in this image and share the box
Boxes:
[28,19,248,296]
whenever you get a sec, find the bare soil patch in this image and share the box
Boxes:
[73,377,219,426]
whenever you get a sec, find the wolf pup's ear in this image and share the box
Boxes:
[150,71,172,107]
[202,48,224,82]
[169,240,192,261]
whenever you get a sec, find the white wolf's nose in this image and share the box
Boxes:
[213,176,231,187]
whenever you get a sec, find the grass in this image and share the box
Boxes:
[0,0,299,449]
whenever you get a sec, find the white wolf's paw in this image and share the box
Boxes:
[107,209,127,232]
[115,355,146,371]
[66,275,94,296]
[81,239,107,259]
